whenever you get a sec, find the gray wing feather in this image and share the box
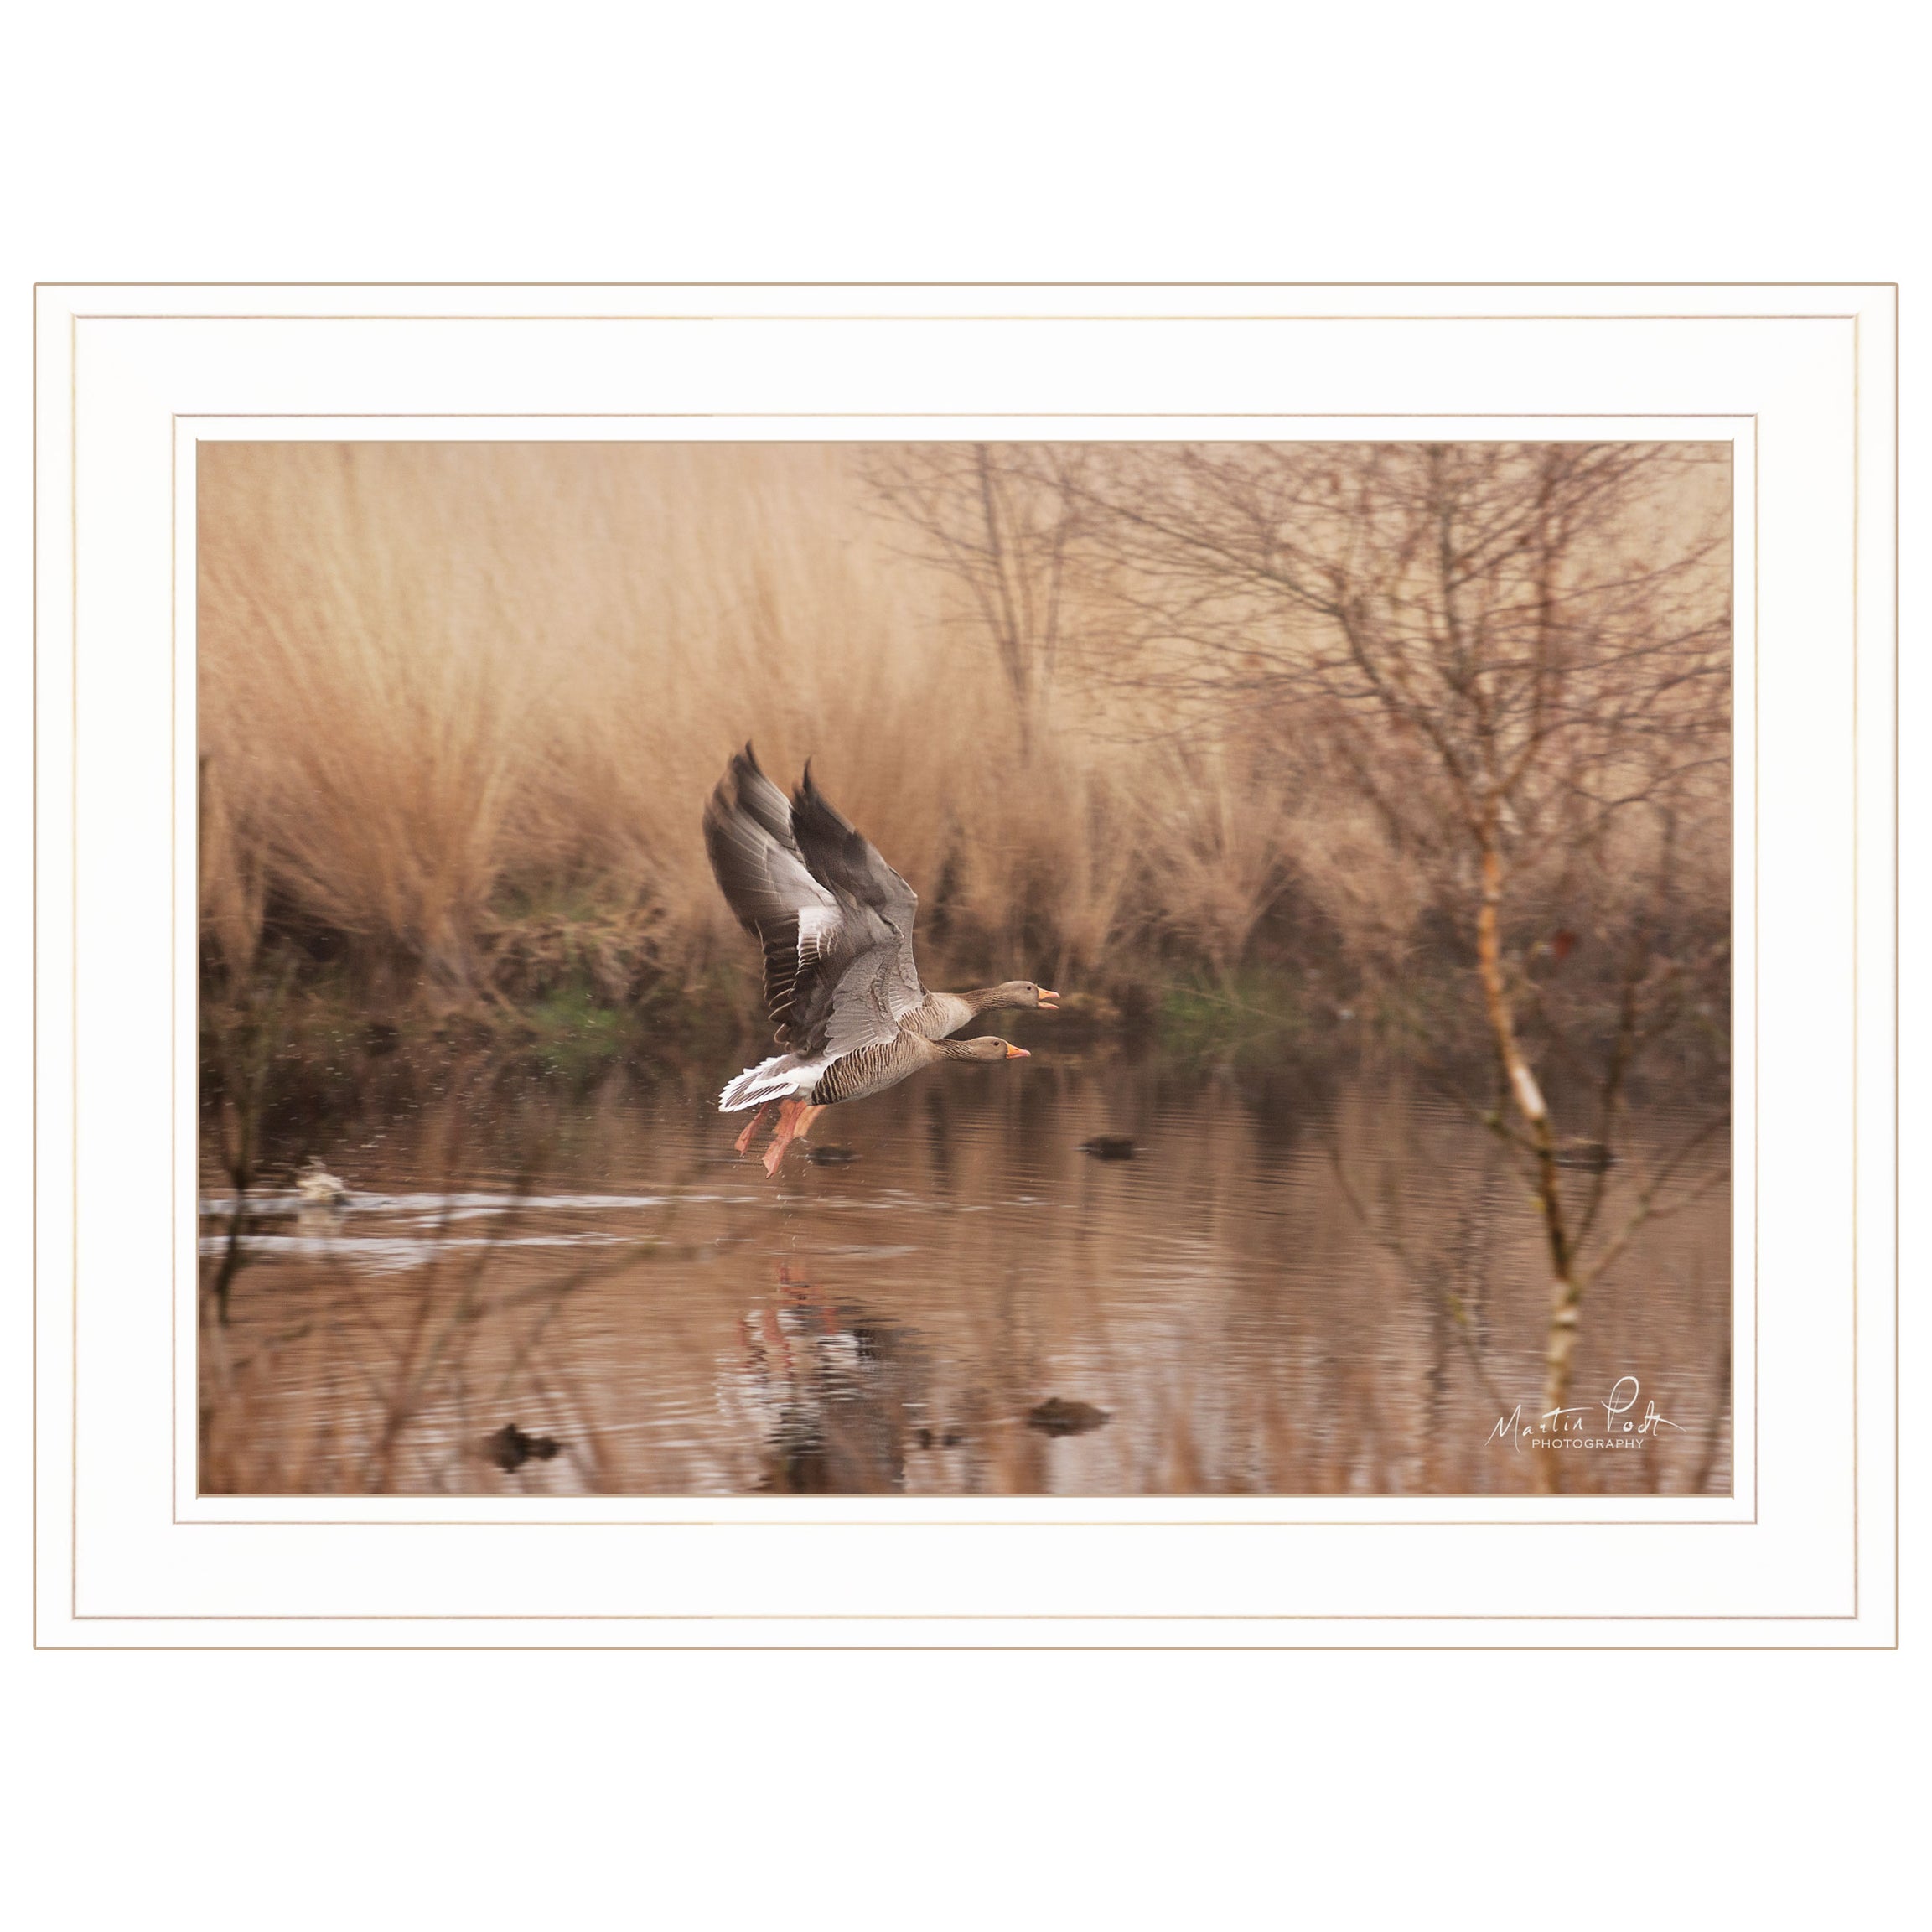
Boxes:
[702,757,835,935]
[702,745,904,1057]
[820,950,905,1058]
[790,764,925,1018]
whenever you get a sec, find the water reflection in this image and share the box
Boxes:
[727,1268,930,1493]
[198,1050,1731,1497]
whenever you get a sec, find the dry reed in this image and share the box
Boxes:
[198,441,1727,1026]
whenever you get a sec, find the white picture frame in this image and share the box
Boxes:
[33,282,1897,1646]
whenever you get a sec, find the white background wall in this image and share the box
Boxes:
[4,4,1924,1926]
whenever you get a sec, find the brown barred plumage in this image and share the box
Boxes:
[811,1032,1028,1108]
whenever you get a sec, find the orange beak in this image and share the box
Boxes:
[1037,989,1061,1009]
[1006,1044,1031,1059]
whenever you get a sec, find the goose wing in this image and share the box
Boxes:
[702,745,904,1058]
[789,763,925,1022]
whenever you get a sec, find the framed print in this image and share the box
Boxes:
[32,282,1897,1645]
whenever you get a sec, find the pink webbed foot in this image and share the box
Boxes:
[762,1099,808,1177]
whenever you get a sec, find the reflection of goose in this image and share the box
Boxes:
[704,746,1054,1173]
[729,1272,932,1493]
[295,1157,349,1205]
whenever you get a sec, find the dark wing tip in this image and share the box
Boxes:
[728,743,764,796]
[712,743,799,851]
[791,760,848,831]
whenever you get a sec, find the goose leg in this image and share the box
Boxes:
[795,1104,824,1142]
[763,1100,807,1177]
[733,1103,774,1155]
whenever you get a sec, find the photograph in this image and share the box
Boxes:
[196,436,1735,1498]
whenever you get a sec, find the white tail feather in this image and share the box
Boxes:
[718,1054,823,1111]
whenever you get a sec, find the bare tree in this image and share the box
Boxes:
[1055,441,1732,1481]
[863,443,1089,754]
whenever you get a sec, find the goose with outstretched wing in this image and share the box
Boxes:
[702,745,1056,1173]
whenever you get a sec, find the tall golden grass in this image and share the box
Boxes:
[199,443,1297,995]
[197,441,1727,1015]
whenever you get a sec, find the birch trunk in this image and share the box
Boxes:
[1474,838,1580,1490]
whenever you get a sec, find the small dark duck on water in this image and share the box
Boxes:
[805,1144,862,1166]
[1028,1397,1111,1438]
[487,1423,561,1473]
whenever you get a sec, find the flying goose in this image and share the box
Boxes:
[703,745,1055,1173]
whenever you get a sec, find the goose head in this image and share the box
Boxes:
[947,1035,1031,1062]
[986,980,1060,1011]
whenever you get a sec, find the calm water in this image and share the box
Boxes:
[199,1048,1732,1496]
